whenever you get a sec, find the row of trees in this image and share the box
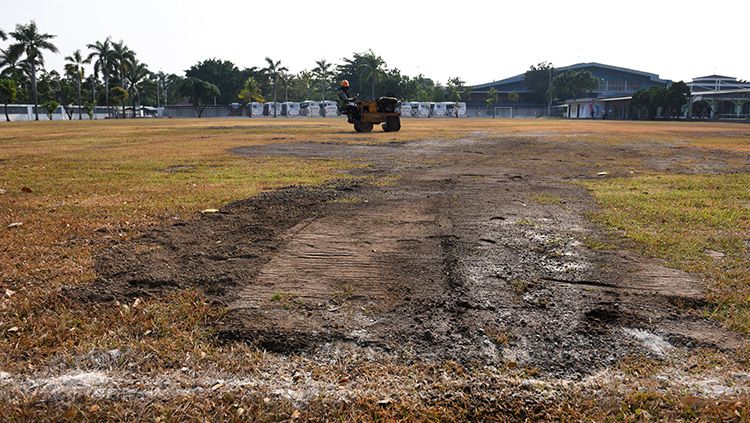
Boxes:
[631,82,690,119]
[0,21,179,121]
[1,22,468,121]
[182,50,471,114]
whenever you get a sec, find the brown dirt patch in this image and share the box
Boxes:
[82,135,749,378]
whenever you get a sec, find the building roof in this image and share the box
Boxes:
[471,62,669,91]
[692,75,737,81]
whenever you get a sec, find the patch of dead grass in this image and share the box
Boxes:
[583,173,750,333]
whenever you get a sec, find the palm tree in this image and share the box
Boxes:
[5,21,58,120]
[0,29,6,41]
[357,50,385,100]
[155,71,165,107]
[312,59,333,103]
[164,73,180,105]
[87,38,114,117]
[125,58,149,118]
[64,50,91,120]
[280,71,296,103]
[262,57,287,117]
[112,40,134,117]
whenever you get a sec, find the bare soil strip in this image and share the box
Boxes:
[85,135,747,381]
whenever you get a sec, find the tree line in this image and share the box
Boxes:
[0,21,468,120]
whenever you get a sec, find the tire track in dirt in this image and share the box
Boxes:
[88,136,747,378]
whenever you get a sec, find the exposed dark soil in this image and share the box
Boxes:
[85,135,749,378]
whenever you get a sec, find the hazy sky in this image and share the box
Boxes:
[2,0,749,85]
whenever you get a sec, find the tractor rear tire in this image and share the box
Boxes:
[354,121,374,133]
[382,116,401,132]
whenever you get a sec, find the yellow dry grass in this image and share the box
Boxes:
[1,117,749,420]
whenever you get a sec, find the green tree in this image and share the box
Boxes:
[111,41,134,117]
[57,77,77,119]
[87,38,115,116]
[42,99,59,120]
[185,59,244,105]
[109,86,128,117]
[6,21,59,120]
[524,61,554,111]
[0,28,6,41]
[357,50,386,99]
[486,87,499,118]
[262,57,287,117]
[0,78,17,122]
[280,70,295,102]
[84,101,94,119]
[155,71,165,107]
[632,86,666,119]
[446,77,468,102]
[632,82,690,120]
[403,74,435,102]
[549,70,598,102]
[125,58,149,118]
[312,59,333,102]
[177,77,220,118]
[664,81,690,118]
[237,76,264,103]
[64,49,90,120]
[507,92,520,103]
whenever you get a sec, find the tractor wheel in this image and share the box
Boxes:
[382,116,401,132]
[354,121,373,133]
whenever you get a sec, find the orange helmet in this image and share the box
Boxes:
[340,80,350,87]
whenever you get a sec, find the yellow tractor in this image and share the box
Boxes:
[347,97,401,133]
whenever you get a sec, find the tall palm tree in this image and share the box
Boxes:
[125,58,149,118]
[357,50,386,100]
[6,21,58,121]
[111,41,134,117]
[64,50,91,120]
[87,38,114,117]
[280,71,295,103]
[312,59,333,103]
[155,71,165,108]
[262,57,287,117]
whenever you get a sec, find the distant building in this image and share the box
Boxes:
[468,62,670,118]
[688,75,750,119]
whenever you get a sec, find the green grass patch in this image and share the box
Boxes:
[532,193,564,205]
[583,173,750,333]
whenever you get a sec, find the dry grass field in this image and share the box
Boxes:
[1,118,750,421]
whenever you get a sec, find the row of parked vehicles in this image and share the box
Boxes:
[400,102,466,118]
[228,100,467,118]
[229,101,339,118]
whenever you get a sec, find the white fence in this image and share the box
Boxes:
[1,104,110,121]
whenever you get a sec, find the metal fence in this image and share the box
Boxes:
[466,107,548,118]
[162,105,230,118]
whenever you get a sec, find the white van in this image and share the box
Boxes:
[281,102,300,117]
[400,102,413,117]
[248,102,264,117]
[320,101,338,118]
[432,102,450,117]
[263,102,282,117]
[416,102,432,118]
[300,101,321,117]
[456,102,467,117]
